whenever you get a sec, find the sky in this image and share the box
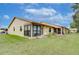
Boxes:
[0,3,74,28]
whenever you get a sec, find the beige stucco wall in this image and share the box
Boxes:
[62,28,65,34]
[65,29,69,34]
[8,18,31,37]
[8,18,69,37]
[42,26,49,35]
[42,26,54,35]
[62,28,69,34]
[51,28,54,34]
[70,28,77,33]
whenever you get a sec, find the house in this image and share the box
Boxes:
[70,28,77,33]
[0,28,8,34]
[8,17,69,38]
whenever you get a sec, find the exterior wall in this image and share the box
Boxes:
[62,28,69,34]
[62,28,65,34]
[8,18,31,37]
[8,17,69,38]
[65,29,69,34]
[70,28,77,33]
[51,28,54,34]
[43,26,50,35]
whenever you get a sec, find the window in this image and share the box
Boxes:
[58,28,61,34]
[13,27,15,31]
[49,28,51,32]
[20,26,22,31]
[33,25,41,36]
[54,28,56,33]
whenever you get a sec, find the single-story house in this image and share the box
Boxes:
[70,28,77,33]
[8,17,69,38]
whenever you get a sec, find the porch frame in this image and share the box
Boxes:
[24,23,43,38]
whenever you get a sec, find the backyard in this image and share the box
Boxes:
[0,33,79,55]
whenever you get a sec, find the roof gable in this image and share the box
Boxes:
[8,17,69,29]
[8,17,32,28]
[8,17,16,28]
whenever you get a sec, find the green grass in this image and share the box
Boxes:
[0,33,79,55]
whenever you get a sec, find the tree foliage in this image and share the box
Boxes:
[72,3,79,32]
[72,3,79,11]
[70,22,76,28]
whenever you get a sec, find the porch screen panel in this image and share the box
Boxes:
[24,25,31,36]
[33,25,41,36]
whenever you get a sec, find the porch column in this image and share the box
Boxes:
[60,28,63,35]
[56,28,58,34]
[30,24,33,38]
[63,28,65,34]
[41,26,43,35]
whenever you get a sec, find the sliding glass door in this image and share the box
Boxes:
[24,24,43,37]
[33,25,42,36]
[24,25,31,36]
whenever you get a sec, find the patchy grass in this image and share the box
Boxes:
[0,33,79,55]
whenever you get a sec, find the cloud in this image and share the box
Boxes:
[0,23,7,28]
[47,12,74,28]
[63,12,74,22]
[3,15,10,19]
[24,8,57,16]
[0,25,7,28]
[25,3,39,8]
[50,12,73,21]
[24,7,73,28]
[20,3,39,10]
[49,13,63,20]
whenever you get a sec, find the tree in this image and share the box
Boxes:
[72,3,79,11]
[70,22,76,28]
[72,3,79,32]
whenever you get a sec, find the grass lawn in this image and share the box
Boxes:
[0,33,79,55]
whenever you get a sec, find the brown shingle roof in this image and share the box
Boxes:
[8,17,68,29]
